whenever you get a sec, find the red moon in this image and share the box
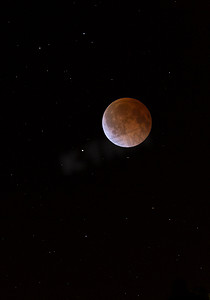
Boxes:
[102,98,152,148]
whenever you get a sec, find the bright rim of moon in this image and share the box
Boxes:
[102,98,152,148]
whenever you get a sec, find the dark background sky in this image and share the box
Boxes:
[0,0,209,299]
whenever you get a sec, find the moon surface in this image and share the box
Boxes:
[102,98,152,148]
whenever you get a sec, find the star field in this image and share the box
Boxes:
[0,0,209,299]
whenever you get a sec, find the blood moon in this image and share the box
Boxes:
[102,98,152,148]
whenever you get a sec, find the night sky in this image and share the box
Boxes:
[1,1,209,299]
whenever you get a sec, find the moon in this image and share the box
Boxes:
[102,98,152,148]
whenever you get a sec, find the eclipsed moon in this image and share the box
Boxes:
[102,98,152,148]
